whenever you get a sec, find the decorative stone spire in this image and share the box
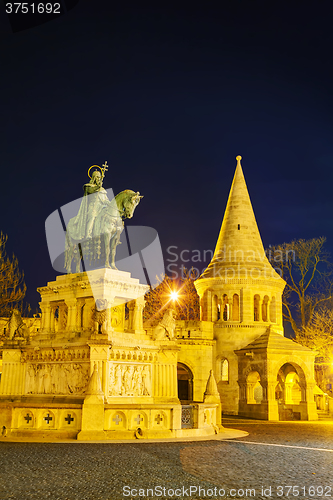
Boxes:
[204,370,220,403]
[84,364,104,403]
[198,155,280,281]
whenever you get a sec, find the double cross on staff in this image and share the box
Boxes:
[88,160,109,181]
[101,161,108,180]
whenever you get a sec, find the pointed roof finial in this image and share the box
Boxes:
[236,155,242,166]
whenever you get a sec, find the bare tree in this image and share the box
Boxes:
[268,237,333,336]
[143,269,200,325]
[299,308,333,391]
[0,232,28,317]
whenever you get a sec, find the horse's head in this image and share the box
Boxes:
[118,190,143,219]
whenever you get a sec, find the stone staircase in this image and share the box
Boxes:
[317,409,333,421]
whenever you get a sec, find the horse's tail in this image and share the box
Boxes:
[64,231,71,272]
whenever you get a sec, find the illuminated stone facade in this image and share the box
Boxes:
[193,156,317,420]
[0,269,221,440]
[0,156,318,441]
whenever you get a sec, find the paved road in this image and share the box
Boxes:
[1,417,333,500]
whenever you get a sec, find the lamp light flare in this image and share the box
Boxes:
[170,291,179,301]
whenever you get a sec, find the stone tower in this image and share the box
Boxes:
[195,156,286,414]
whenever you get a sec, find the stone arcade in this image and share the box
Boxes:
[0,156,318,441]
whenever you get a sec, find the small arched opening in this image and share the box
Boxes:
[212,295,219,322]
[276,363,305,420]
[232,294,239,321]
[177,363,193,402]
[254,295,260,321]
[222,294,229,321]
[262,296,269,322]
[246,371,263,404]
[270,297,276,323]
[221,358,229,382]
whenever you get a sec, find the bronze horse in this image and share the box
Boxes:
[65,190,143,273]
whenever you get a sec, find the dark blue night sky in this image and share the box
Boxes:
[1,1,333,312]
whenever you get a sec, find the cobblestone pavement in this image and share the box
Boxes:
[1,417,333,500]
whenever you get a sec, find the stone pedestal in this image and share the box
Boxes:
[0,269,224,440]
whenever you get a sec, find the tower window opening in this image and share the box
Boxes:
[223,303,229,321]
[222,294,229,321]
[262,296,269,322]
[221,359,229,382]
[254,295,260,322]
[238,224,240,230]
[232,294,240,321]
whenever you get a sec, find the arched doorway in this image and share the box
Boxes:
[276,363,305,420]
[177,363,193,402]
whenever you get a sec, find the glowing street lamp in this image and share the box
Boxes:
[170,291,179,302]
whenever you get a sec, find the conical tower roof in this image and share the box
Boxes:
[198,156,281,281]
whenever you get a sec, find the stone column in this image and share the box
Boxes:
[246,382,256,404]
[242,290,253,323]
[50,305,57,333]
[77,364,106,441]
[76,299,85,331]
[88,343,112,397]
[261,379,279,420]
[200,297,204,321]
[206,291,212,322]
[127,300,135,332]
[228,301,233,321]
[302,381,318,420]
[284,382,293,405]
[0,350,23,395]
[104,297,114,336]
[257,298,262,322]
[66,299,77,334]
[39,302,51,333]
[127,297,145,333]
[266,298,271,322]
[238,381,247,403]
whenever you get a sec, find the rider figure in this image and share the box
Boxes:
[68,166,111,241]
[84,170,110,238]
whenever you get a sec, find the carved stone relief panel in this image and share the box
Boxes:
[108,363,152,397]
[25,362,90,395]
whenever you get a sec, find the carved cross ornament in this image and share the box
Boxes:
[65,414,74,425]
[134,414,143,425]
[155,414,163,424]
[44,413,53,424]
[113,414,122,425]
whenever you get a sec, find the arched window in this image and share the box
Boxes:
[262,295,269,322]
[270,297,276,323]
[223,294,229,321]
[80,304,85,328]
[246,371,263,404]
[254,295,260,321]
[212,294,219,322]
[232,294,239,321]
[177,363,193,402]
[221,359,229,382]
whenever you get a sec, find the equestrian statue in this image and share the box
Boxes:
[64,162,142,273]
